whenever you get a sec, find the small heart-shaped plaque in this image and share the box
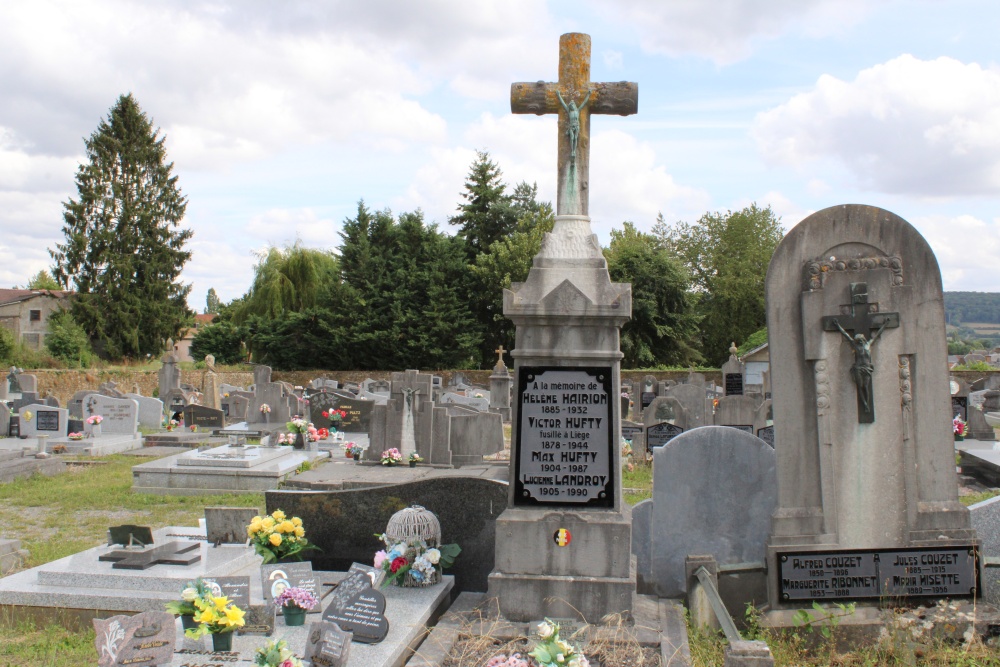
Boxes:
[321,587,389,644]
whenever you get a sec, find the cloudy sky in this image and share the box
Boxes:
[2,0,999,310]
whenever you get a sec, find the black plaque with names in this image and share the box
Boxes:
[645,422,683,452]
[514,366,614,508]
[640,391,656,410]
[36,409,60,431]
[323,572,372,617]
[261,562,318,606]
[777,546,979,602]
[724,373,744,396]
[756,426,775,448]
[728,425,753,434]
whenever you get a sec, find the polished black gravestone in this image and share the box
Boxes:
[266,476,507,593]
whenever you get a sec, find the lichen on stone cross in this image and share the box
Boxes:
[510,33,638,217]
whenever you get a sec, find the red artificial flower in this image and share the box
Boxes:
[317,428,330,439]
[390,557,408,573]
[322,411,329,418]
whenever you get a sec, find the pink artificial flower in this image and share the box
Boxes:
[374,550,388,569]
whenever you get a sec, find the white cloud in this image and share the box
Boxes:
[753,55,1000,196]
[589,0,881,64]
[244,208,339,250]
[913,214,1000,291]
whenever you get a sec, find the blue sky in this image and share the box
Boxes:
[1,0,999,311]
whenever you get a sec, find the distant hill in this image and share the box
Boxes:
[944,291,1000,326]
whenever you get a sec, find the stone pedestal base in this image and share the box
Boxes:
[488,508,634,622]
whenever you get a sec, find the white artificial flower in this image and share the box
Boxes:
[537,621,554,639]
[181,587,198,601]
[426,548,441,565]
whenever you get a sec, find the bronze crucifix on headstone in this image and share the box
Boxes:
[820,282,899,423]
[511,33,638,216]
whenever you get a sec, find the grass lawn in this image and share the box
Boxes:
[0,454,264,666]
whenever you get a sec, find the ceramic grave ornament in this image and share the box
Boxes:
[765,204,977,610]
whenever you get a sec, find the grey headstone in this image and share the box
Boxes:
[969,496,1000,606]
[714,395,757,431]
[204,506,259,544]
[765,204,974,608]
[17,404,68,439]
[16,373,37,393]
[126,393,164,430]
[83,395,138,435]
[440,391,489,412]
[651,426,776,597]
[665,384,708,427]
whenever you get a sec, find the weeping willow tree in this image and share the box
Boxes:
[231,242,340,324]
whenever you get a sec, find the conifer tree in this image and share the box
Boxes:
[51,94,192,359]
[449,151,518,257]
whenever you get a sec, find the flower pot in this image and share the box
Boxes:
[955,433,965,441]
[283,604,308,626]
[409,460,417,468]
[90,423,102,438]
[294,432,305,450]
[345,451,353,459]
[212,632,233,652]
[355,456,363,464]
[180,615,198,631]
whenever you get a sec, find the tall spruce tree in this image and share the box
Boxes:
[449,151,518,257]
[51,94,192,359]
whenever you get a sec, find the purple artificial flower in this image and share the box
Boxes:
[274,586,318,610]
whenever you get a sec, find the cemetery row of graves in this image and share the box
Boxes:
[3,31,1000,667]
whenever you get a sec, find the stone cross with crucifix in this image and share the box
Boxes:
[511,33,638,217]
[820,282,899,423]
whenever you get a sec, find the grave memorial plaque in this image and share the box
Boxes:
[261,562,318,605]
[645,422,683,452]
[621,424,644,442]
[321,587,389,644]
[757,426,775,448]
[728,425,754,434]
[36,409,60,431]
[724,373,744,396]
[239,604,276,636]
[202,576,251,610]
[514,367,614,508]
[777,546,979,601]
[323,572,372,617]
[305,621,352,667]
[108,525,154,547]
[94,611,175,667]
[641,392,656,410]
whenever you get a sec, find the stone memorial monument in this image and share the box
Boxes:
[765,204,977,610]
[488,32,637,623]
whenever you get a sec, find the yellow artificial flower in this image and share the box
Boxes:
[195,607,218,624]
[291,517,302,527]
[272,510,286,521]
[262,517,275,530]
[279,520,295,534]
[269,533,282,547]
[212,595,230,611]
[223,605,246,627]
[294,526,305,537]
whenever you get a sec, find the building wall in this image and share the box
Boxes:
[0,294,71,349]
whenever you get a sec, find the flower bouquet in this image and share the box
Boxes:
[954,414,968,440]
[348,444,363,460]
[247,510,317,564]
[165,577,211,629]
[408,452,423,468]
[254,637,304,667]
[184,591,246,651]
[86,415,104,425]
[316,427,330,440]
[529,619,590,667]
[273,586,318,626]
[373,534,460,587]
[260,404,272,415]
[322,408,347,429]
[381,448,403,466]
[68,432,84,441]
[276,433,295,446]
[165,418,179,432]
